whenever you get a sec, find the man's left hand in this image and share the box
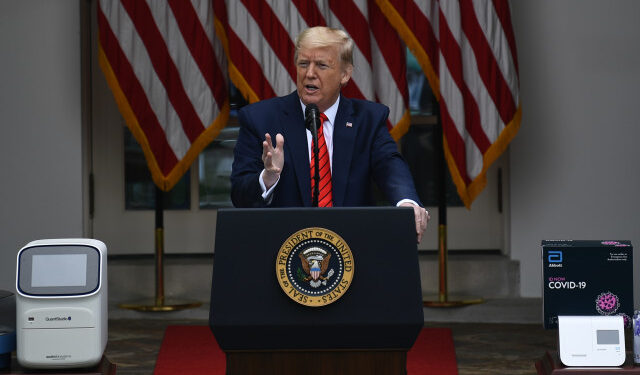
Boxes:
[400,202,430,243]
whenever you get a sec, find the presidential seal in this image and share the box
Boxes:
[276,227,354,307]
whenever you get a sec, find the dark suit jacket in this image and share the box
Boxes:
[230,91,421,208]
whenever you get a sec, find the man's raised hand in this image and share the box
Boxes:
[262,133,285,189]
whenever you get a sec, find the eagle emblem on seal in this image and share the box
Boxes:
[298,247,335,288]
[276,227,354,307]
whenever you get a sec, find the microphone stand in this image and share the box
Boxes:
[311,121,319,207]
[306,105,321,207]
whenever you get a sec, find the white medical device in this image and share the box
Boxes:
[15,239,107,369]
[558,315,625,367]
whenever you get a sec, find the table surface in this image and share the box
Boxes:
[0,356,115,375]
[536,351,640,374]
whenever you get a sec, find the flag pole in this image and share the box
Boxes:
[423,104,483,308]
[119,186,201,312]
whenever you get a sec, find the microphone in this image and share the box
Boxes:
[305,104,321,207]
[305,103,321,133]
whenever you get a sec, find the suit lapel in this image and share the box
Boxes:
[281,92,311,206]
[331,96,355,206]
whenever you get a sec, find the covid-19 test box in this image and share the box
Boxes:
[542,240,633,329]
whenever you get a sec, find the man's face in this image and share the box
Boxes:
[296,45,352,113]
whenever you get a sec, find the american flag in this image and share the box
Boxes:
[97,0,229,191]
[378,0,522,207]
[214,0,411,139]
[98,0,520,207]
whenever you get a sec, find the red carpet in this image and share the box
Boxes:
[154,326,458,374]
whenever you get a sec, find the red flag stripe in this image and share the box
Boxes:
[374,0,441,108]
[266,0,313,42]
[369,2,409,111]
[339,62,372,102]
[371,47,408,127]
[369,1,411,134]
[459,0,516,126]
[101,0,191,159]
[227,27,278,101]
[324,23,370,103]
[291,0,326,27]
[341,82,367,101]
[213,0,276,102]
[438,9,491,154]
[167,0,227,109]
[336,11,371,105]
[324,5,375,100]
[439,101,471,185]
[98,8,178,175]
[144,0,217,129]
[470,3,520,126]
[240,0,297,82]
[491,0,519,75]
[370,3,406,94]
[468,0,519,100]
[328,0,373,65]
[213,0,228,26]
[119,0,205,142]
[388,0,439,72]
[227,1,295,97]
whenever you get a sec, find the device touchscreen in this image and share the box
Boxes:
[17,245,100,296]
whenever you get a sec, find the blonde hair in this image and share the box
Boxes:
[294,26,354,67]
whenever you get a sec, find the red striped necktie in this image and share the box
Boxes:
[311,113,332,207]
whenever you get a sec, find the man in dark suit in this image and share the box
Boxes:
[231,26,430,242]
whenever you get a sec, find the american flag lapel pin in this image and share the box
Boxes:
[345,121,353,128]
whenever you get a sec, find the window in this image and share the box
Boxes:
[198,126,237,208]
[123,127,190,210]
[197,84,246,208]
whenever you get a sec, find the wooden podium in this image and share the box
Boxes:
[226,350,406,375]
[209,208,424,375]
